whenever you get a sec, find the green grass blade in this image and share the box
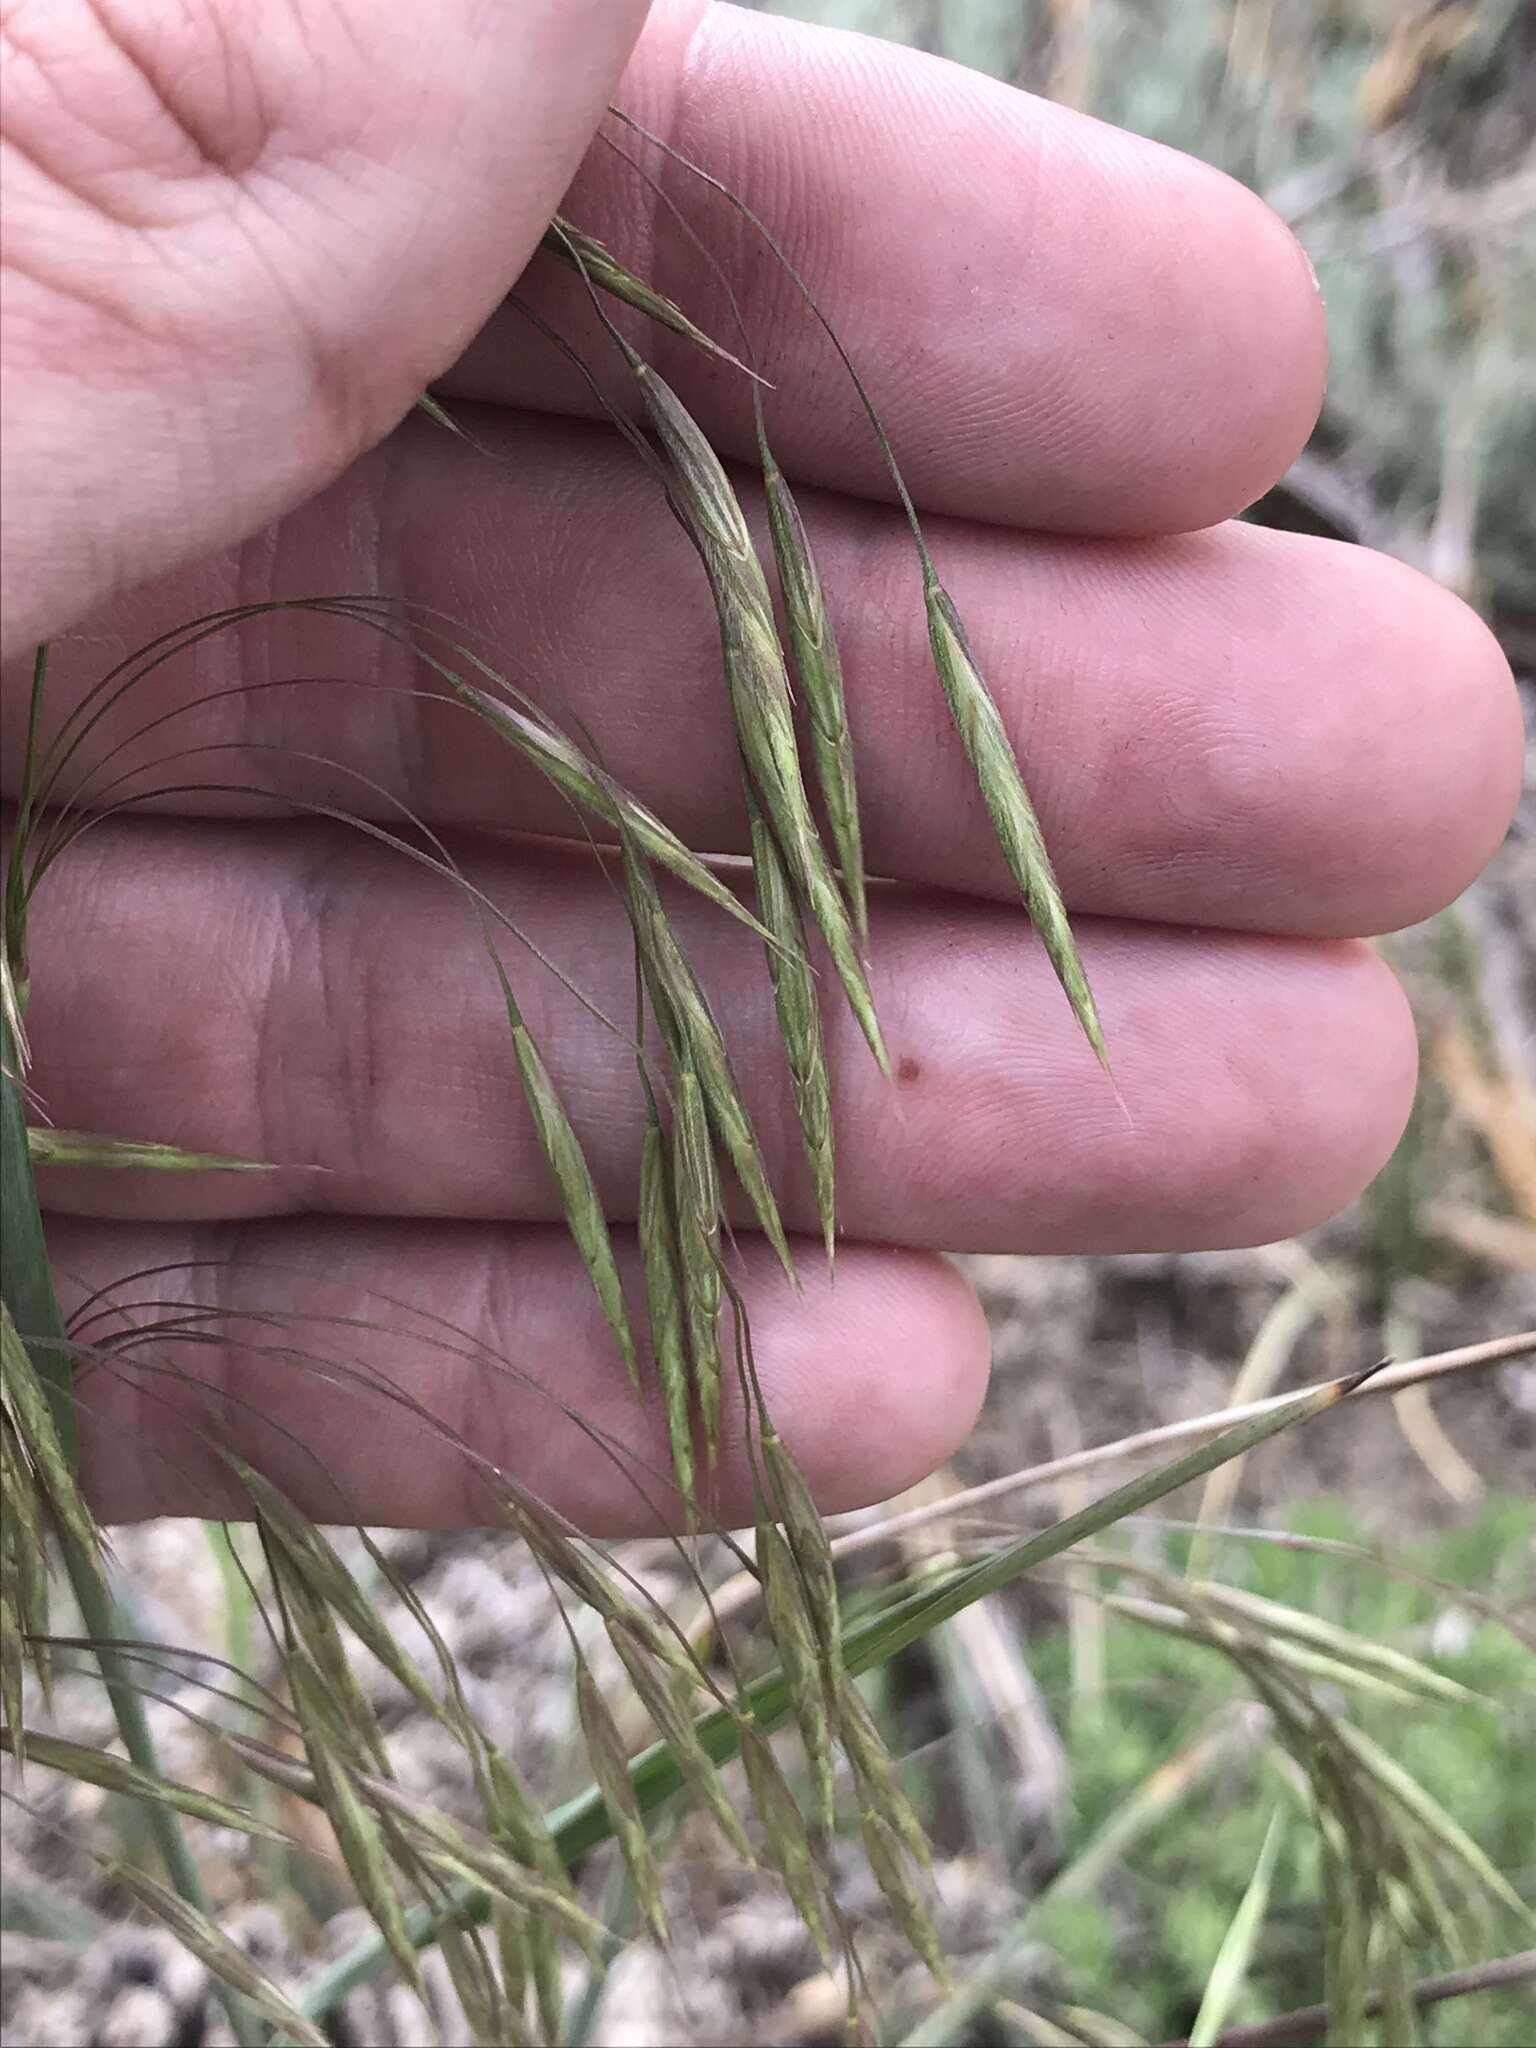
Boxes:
[1189,1807,1287,2047]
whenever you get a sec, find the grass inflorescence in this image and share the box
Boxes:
[2,97,1528,2048]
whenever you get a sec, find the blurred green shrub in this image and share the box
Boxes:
[758,0,1535,631]
[1024,1494,1536,2042]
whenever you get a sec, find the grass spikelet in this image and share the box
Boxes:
[602,115,1097,1070]
[606,1613,754,1859]
[622,356,888,1073]
[452,681,776,945]
[739,1717,832,1964]
[507,1501,632,1634]
[439,1911,524,2048]
[0,1304,104,1587]
[924,580,1107,1069]
[574,1652,667,1942]
[491,1901,531,2030]
[27,1129,273,1171]
[399,1805,603,1946]
[747,798,835,1260]
[288,1656,425,1997]
[859,1807,949,1986]
[1,1422,51,1730]
[509,1018,638,1386]
[1,1586,27,1758]
[624,850,795,1280]
[671,1064,725,1463]
[543,218,762,383]
[235,1461,448,1726]
[104,1861,329,2048]
[758,1515,837,1837]
[486,1750,579,2032]
[835,1676,931,1871]
[268,1559,392,1779]
[639,1116,697,1510]
[761,453,867,936]
[0,1728,290,1845]
[762,1425,842,1681]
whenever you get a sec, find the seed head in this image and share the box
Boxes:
[925,579,1107,1069]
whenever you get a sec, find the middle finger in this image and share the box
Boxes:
[16,407,1513,939]
[29,815,1415,1253]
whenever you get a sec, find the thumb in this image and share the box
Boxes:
[0,0,652,657]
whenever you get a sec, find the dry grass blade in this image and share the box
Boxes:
[0,1727,290,1844]
[1177,1950,1536,2048]
[748,798,835,1260]
[925,580,1107,1069]
[510,1018,638,1385]
[542,217,762,383]
[1044,2004,1147,2048]
[639,1116,697,1510]
[761,453,867,935]
[810,1333,1533,1571]
[104,1860,328,2048]
[758,1517,836,1836]
[624,849,795,1279]
[738,1717,832,1964]
[606,1614,754,1859]
[574,1653,667,1942]
[672,1063,725,1463]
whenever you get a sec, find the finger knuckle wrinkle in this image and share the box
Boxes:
[2,0,274,225]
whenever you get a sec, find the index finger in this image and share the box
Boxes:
[448,0,1327,535]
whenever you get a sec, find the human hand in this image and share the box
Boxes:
[3,2,1520,1531]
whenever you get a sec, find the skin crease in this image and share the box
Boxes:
[1,0,1524,1531]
